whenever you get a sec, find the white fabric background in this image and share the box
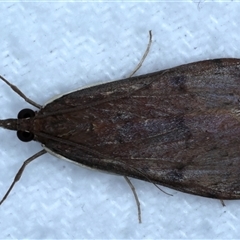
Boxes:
[0,1,240,239]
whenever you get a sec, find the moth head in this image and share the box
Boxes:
[0,75,41,143]
[17,108,35,142]
[0,108,35,142]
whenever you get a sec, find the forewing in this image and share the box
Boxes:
[35,59,240,199]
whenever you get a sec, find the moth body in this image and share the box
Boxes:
[1,58,240,202]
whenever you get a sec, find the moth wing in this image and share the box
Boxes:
[36,59,240,199]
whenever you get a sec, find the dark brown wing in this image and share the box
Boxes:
[34,58,240,199]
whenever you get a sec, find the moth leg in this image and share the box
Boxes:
[220,199,226,207]
[128,30,152,78]
[0,149,46,205]
[0,75,41,109]
[124,176,142,223]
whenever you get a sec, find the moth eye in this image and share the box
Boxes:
[17,131,34,142]
[17,109,35,119]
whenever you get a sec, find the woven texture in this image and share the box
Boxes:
[0,1,240,239]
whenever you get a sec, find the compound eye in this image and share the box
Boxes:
[17,131,34,142]
[17,109,35,142]
[17,109,35,119]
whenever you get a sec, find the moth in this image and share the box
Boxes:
[0,36,240,222]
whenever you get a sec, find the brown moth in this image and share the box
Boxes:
[0,58,240,222]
